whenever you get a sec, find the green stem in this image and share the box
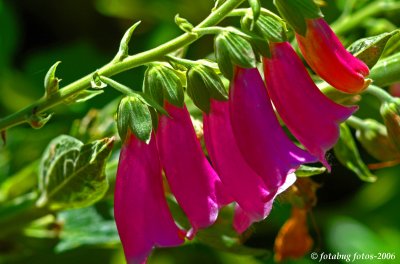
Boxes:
[229,7,283,22]
[346,116,368,131]
[365,85,394,103]
[332,1,400,35]
[369,52,400,87]
[0,0,245,132]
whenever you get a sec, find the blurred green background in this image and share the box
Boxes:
[1,0,400,263]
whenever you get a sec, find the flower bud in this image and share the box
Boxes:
[296,18,370,93]
[355,119,399,161]
[381,99,400,152]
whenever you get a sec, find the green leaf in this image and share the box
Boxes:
[117,96,152,142]
[174,14,194,33]
[295,165,326,177]
[326,216,389,259]
[56,206,119,252]
[113,21,141,62]
[348,30,400,68]
[273,0,322,36]
[333,124,377,182]
[37,136,114,209]
[44,61,61,98]
[28,113,53,129]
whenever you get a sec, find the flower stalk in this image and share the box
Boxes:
[0,0,245,132]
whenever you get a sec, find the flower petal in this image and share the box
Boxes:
[204,99,277,233]
[157,103,231,237]
[263,42,357,170]
[296,18,370,93]
[229,67,317,191]
[233,173,297,233]
[114,134,184,264]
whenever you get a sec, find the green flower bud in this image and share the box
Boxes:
[355,119,400,161]
[381,99,400,152]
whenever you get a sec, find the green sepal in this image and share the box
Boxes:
[273,0,322,36]
[334,124,377,182]
[186,64,227,113]
[215,34,234,79]
[380,99,400,153]
[143,66,164,106]
[193,64,228,100]
[149,107,159,131]
[117,96,152,143]
[174,14,194,33]
[44,61,61,98]
[186,67,212,113]
[348,30,400,69]
[295,165,326,177]
[28,112,53,129]
[215,30,256,79]
[354,119,399,161]
[144,64,184,107]
[37,135,114,210]
[241,13,286,43]
[113,21,141,62]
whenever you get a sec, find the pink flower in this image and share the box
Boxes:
[229,67,317,190]
[296,18,370,93]
[264,41,357,170]
[203,99,297,233]
[157,102,231,238]
[114,133,185,264]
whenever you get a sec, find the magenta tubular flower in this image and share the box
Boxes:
[264,42,357,170]
[296,18,370,93]
[114,133,184,264]
[157,103,231,237]
[229,67,317,191]
[204,99,293,233]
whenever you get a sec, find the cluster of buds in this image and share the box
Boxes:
[113,0,373,263]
